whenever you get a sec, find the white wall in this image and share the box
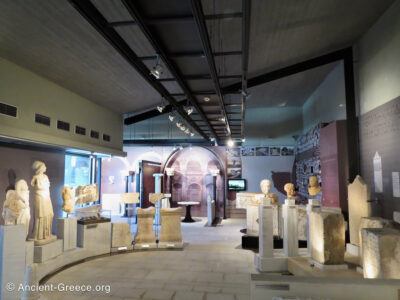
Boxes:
[302,62,346,132]
[0,57,124,155]
[356,0,400,115]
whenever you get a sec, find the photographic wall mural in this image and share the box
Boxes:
[164,147,225,217]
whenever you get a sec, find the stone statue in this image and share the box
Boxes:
[260,178,279,205]
[61,186,75,215]
[308,175,322,196]
[2,179,31,237]
[284,183,295,199]
[75,184,99,205]
[260,179,271,196]
[31,161,56,245]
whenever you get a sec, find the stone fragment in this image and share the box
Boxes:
[310,211,345,265]
[134,207,156,245]
[112,222,132,248]
[159,207,182,245]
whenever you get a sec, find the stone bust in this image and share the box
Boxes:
[308,175,322,196]
[260,178,271,196]
[284,183,295,198]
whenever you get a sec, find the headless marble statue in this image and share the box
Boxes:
[31,161,56,245]
[61,186,75,215]
[2,179,31,237]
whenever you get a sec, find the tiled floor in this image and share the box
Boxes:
[41,218,257,300]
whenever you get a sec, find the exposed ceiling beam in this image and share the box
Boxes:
[124,139,214,146]
[223,47,352,93]
[108,12,242,27]
[124,99,187,125]
[241,0,251,139]
[69,0,208,140]
[191,0,231,136]
[158,74,242,82]
[170,91,240,96]
[138,50,242,61]
[121,0,218,140]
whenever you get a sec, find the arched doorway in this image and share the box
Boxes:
[163,146,225,218]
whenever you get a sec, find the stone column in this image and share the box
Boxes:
[153,173,164,225]
[306,199,321,255]
[283,198,298,257]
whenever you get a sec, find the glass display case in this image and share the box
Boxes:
[76,209,111,225]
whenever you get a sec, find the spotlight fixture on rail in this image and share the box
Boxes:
[227,139,234,147]
[150,54,163,79]
[168,113,176,122]
[157,98,166,113]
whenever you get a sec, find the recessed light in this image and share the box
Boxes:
[241,138,246,142]
[227,139,234,147]
[204,96,211,102]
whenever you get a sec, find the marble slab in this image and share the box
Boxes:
[111,222,132,248]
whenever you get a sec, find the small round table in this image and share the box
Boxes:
[177,201,200,223]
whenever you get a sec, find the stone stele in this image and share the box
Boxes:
[362,227,400,279]
[358,217,395,262]
[348,175,371,246]
[159,207,183,243]
[112,222,132,248]
[310,211,345,265]
[134,207,156,244]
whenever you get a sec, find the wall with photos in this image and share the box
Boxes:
[356,0,400,218]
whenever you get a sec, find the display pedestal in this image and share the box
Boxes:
[57,217,77,251]
[153,173,163,225]
[0,225,26,300]
[26,240,34,265]
[346,243,360,256]
[34,239,63,263]
[134,207,157,250]
[77,222,111,256]
[306,199,321,255]
[283,199,298,257]
[309,259,348,270]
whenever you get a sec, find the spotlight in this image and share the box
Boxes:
[157,105,165,113]
[176,122,182,128]
[184,106,194,115]
[241,138,246,142]
[185,128,190,134]
[241,90,249,97]
[227,139,234,147]
[168,114,176,121]
[180,125,186,131]
[210,137,215,142]
[219,117,225,122]
[150,55,163,79]
[204,96,210,102]
[190,132,195,137]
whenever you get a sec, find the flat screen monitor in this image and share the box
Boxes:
[228,179,246,191]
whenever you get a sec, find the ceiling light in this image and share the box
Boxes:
[150,55,163,79]
[157,105,165,113]
[204,96,211,102]
[227,139,234,147]
[219,117,225,122]
[242,138,246,142]
[210,137,215,142]
[278,102,287,107]
[168,114,176,121]
[180,125,186,131]
[241,90,250,98]
[176,122,182,128]
[339,104,344,107]
[184,106,194,115]
[185,128,190,134]
[190,132,195,137]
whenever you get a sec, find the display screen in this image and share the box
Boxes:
[228,179,246,191]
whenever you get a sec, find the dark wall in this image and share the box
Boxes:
[359,96,400,218]
[0,145,65,234]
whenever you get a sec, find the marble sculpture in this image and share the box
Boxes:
[75,184,99,205]
[149,193,164,204]
[284,183,295,199]
[308,175,322,196]
[2,179,31,237]
[31,161,56,245]
[61,186,75,214]
[159,207,183,245]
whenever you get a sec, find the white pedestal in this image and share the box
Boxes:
[34,239,63,263]
[77,222,111,256]
[309,259,349,270]
[254,253,288,272]
[306,199,321,255]
[57,217,77,251]
[0,225,26,300]
[153,173,164,225]
[283,199,298,257]
[346,243,360,256]
[26,241,34,265]
[207,197,215,226]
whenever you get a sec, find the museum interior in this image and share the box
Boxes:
[0,0,400,299]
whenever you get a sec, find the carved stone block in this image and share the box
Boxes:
[159,208,182,248]
[112,222,132,248]
[134,207,156,245]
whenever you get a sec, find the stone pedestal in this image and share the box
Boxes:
[77,222,111,256]
[283,199,298,257]
[111,222,132,250]
[57,217,77,251]
[0,225,26,300]
[306,199,321,255]
[26,240,34,266]
[362,228,400,279]
[358,217,395,263]
[134,207,156,249]
[348,175,371,246]
[394,211,400,224]
[34,239,63,263]
[159,207,183,248]
[207,196,215,226]
[310,211,346,267]
[21,264,40,300]
[246,196,262,236]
